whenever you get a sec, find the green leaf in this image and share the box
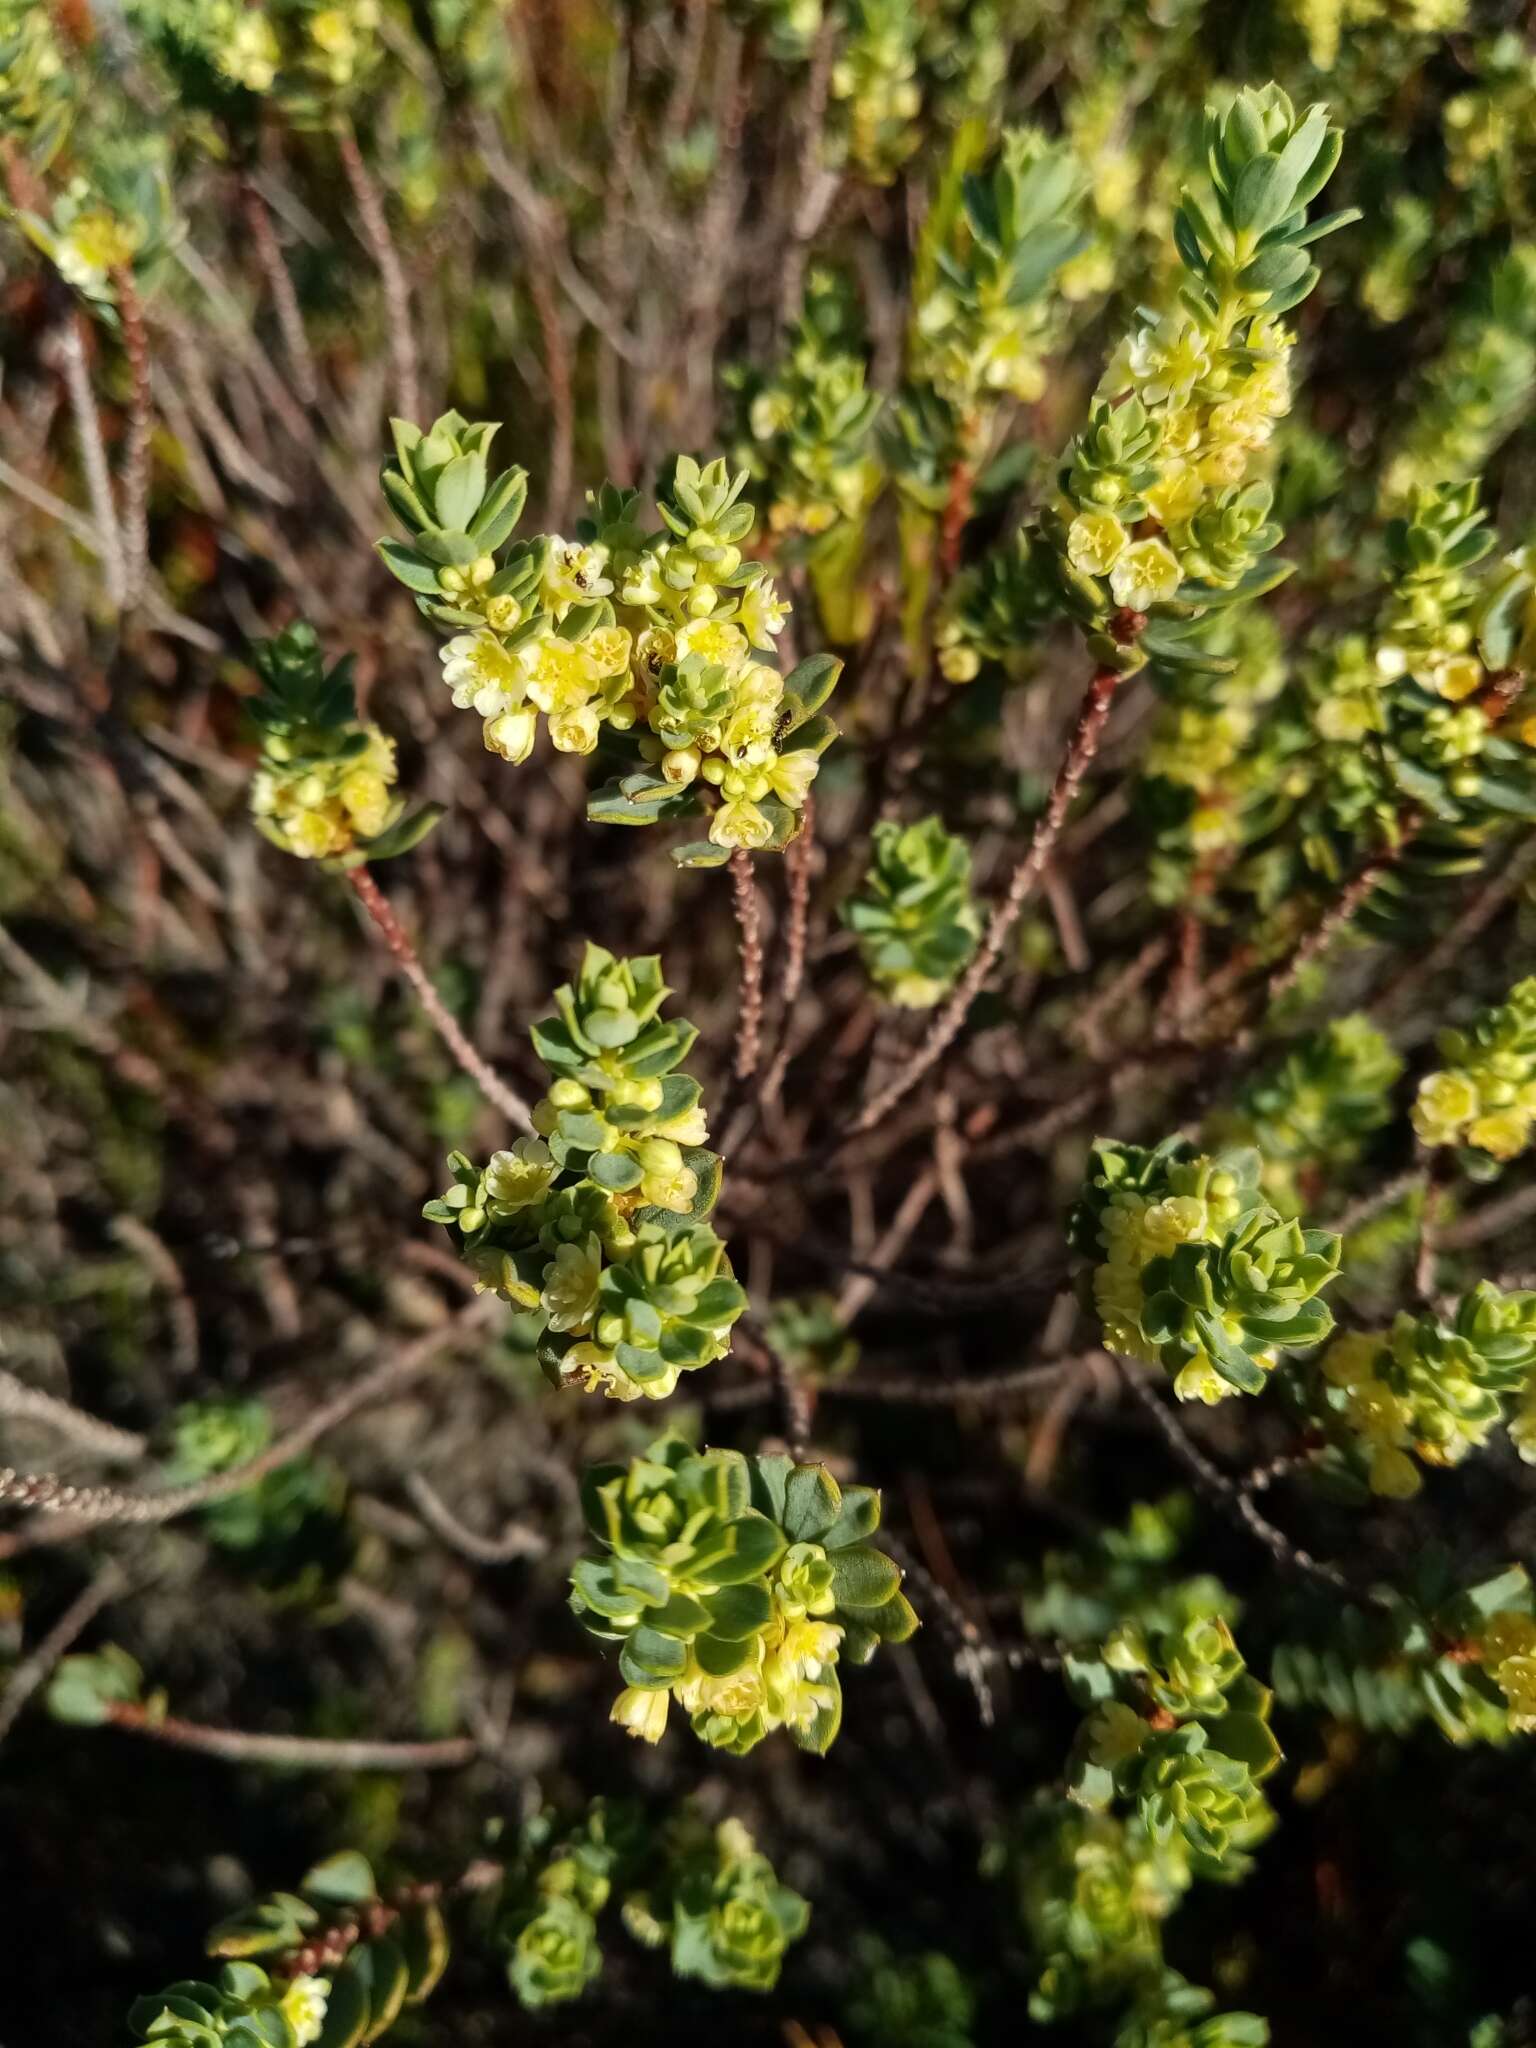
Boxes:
[782,1463,842,1543]
[829,1544,902,1609]
[374,540,442,594]
[356,804,445,863]
[315,1963,370,2048]
[302,1851,378,1906]
[400,1902,451,2005]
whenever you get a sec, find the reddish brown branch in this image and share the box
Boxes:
[348,866,532,1130]
[851,665,1127,1133]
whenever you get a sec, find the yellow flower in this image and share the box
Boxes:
[1412,1069,1481,1147]
[1425,653,1485,703]
[549,701,603,754]
[709,797,774,850]
[1145,463,1205,530]
[541,1235,602,1333]
[1109,539,1181,611]
[581,625,632,679]
[1466,1107,1533,1161]
[738,577,790,646]
[440,631,524,715]
[766,750,819,810]
[484,707,537,764]
[280,1978,331,2048]
[611,1685,670,1743]
[1127,314,1211,406]
[221,13,280,91]
[635,1138,699,1213]
[1066,510,1129,580]
[677,617,748,671]
[543,540,612,607]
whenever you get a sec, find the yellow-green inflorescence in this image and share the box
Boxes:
[570,1435,917,1756]
[1412,975,1536,1167]
[1045,87,1357,676]
[1317,1282,1536,1499]
[842,815,981,1008]
[245,622,438,866]
[426,947,744,1402]
[377,415,840,865]
[1069,1138,1342,1404]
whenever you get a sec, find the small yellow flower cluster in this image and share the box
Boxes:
[278,1976,332,2048]
[612,1543,845,1749]
[1090,1163,1246,1404]
[1320,1331,1421,1499]
[211,0,381,99]
[250,726,397,862]
[1062,316,1291,615]
[1412,977,1536,1163]
[1477,1610,1536,1733]
[439,552,632,765]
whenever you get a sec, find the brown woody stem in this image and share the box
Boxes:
[851,664,1126,1134]
[347,866,533,1131]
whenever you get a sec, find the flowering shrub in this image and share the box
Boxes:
[426,945,744,1399]
[7,10,1536,2047]
[570,1434,916,1753]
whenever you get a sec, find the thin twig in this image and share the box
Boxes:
[0,1563,129,1745]
[730,849,766,1084]
[1374,833,1536,1020]
[404,1472,547,1565]
[102,1704,476,1771]
[348,865,533,1131]
[851,665,1127,1134]
[0,1370,147,1462]
[111,267,153,611]
[240,176,320,404]
[1118,1364,1357,1597]
[51,311,125,609]
[0,1303,495,1551]
[335,120,419,422]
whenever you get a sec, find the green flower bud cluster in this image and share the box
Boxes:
[48,1643,158,1727]
[129,1852,448,2048]
[843,816,981,1008]
[844,1939,978,2048]
[246,623,437,867]
[1375,482,1495,709]
[127,1963,334,2048]
[380,421,839,862]
[622,1815,810,1992]
[1020,1493,1226,1653]
[1274,1561,1536,1746]
[912,129,1087,415]
[498,1798,809,2008]
[935,527,1061,685]
[500,1803,623,2010]
[184,0,384,109]
[828,0,923,185]
[1069,1138,1341,1403]
[427,946,745,1401]
[1003,1801,1189,2023]
[569,1434,917,1755]
[1413,976,1536,1167]
[1444,33,1536,239]
[170,1402,352,1599]
[1045,88,1355,674]
[1216,1015,1404,1213]
[1114,1974,1269,2048]
[737,304,884,543]
[1383,247,1536,506]
[764,1292,860,1383]
[1067,1614,1282,1882]
[1316,1281,1536,1498]
[0,6,72,168]
[18,136,182,311]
